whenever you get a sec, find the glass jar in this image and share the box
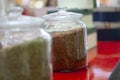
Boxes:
[42,7,87,72]
[0,6,52,80]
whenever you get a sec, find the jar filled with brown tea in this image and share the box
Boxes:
[0,2,52,80]
[42,7,87,72]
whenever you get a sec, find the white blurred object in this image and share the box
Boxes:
[96,0,120,7]
[57,0,88,9]
[108,0,120,7]
[15,0,47,8]
[22,0,29,7]
[29,0,45,8]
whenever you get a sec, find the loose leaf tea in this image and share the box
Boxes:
[50,28,87,72]
[0,39,50,80]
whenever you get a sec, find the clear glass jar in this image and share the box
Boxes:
[0,6,52,80]
[42,7,87,72]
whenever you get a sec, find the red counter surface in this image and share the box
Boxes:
[53,41,120,80]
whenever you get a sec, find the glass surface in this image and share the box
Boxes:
[0,5,52,80]
[43,8,87,72]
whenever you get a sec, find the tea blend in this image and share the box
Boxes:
[0,39,50,80]
[50,28,87,72]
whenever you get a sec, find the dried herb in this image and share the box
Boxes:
[50,28,87,72]
[0,39,51,80]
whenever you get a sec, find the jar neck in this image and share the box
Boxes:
[0,27,42,48]
[44,19,80,32]
[45,19,78,27]
[2,26,40,32]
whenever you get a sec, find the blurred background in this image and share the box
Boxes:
[1,0,120,51]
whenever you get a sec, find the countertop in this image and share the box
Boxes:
[53,41,120,80]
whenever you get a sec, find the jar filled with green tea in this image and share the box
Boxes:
[42,7,87,72]
[0,1,52,80]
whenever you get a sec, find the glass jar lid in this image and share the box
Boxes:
[42,7,83,21]
[0,7,44,29]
